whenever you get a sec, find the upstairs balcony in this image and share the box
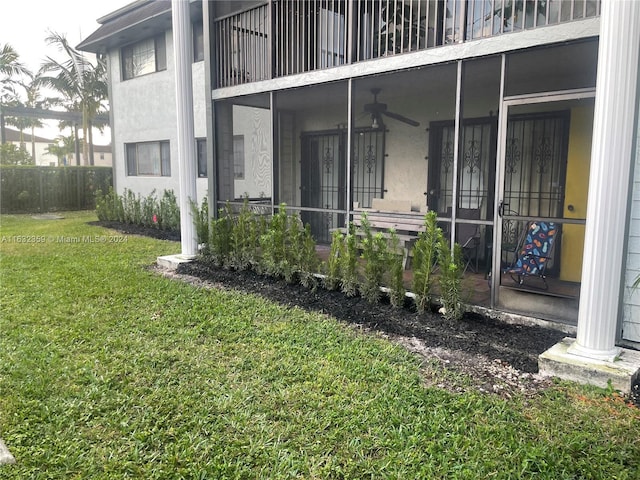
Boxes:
[214,0,601,88]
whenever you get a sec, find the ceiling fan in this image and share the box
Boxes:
[363,88,420,129]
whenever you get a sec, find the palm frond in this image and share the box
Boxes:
[0,43,32,78]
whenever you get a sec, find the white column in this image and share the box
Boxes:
[570,0,640,362]
[172,0,198,257]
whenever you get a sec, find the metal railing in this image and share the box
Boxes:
[214,0,601,87]
[274,0,349,77]
[215,4,271,87]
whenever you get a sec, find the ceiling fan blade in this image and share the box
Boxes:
[381,110,420,127]
[363,102,387,114]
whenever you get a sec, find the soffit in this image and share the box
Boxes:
[77,0,202,54]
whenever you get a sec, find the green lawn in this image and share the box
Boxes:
[0,212,638,479]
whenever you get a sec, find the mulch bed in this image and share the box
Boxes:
[95,220,640,403]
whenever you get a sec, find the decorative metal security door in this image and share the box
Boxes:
[489,90,595,322]
[501,111,569,275]
[428,118,496,218]
[301,132,345,243]
[503,112,569,220]
[428,118,496,272]
[301,128,385,243]
[351,127,385,208]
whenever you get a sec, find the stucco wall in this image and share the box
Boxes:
[109,30,209,204]
[232,106,272,199]
[65,151,113,167]
[281,82,459,212]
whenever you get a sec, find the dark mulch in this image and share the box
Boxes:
[89,221,181,242]
[97,220,634,400]
[176,260,566,376]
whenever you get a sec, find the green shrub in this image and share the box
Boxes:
[95,188,180,231]
[16,190,30,203]
[190,196,210,247]
[438,238,464,321]
[141,189,158,227]
[296,223,319,291]
[229,199,260,270]
[261,205,301,282]
[340,223,359,297]
[360,212,390,304]
[324,230,344,291]
[208,204,234,267]
[122,188,142,225]
[159,190,180,231]
[95,187,123,222]
[387,230,406,309]
[0,143,33,165]
[260,205,287,278]
[412,211,441,314]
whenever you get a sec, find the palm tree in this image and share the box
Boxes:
[15,77,46,159]
[38,31,108,166]
[46,134,75,166]
[1,43,32,142]
[0,43,31,104]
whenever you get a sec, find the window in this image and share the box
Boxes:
[126,141,171,176]
[233,135,245,179]
[121,35,166,80]
[197,139,207,177]
[193,20,204,62]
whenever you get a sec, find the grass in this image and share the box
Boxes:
[0,212,639,479]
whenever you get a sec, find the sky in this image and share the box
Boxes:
[1,0,133,145]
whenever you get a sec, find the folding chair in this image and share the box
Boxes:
[457,208,481,273]
[503,221,557,289]
[500,210,525,267]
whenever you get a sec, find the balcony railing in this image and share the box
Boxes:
[215,4,270,87]
[215,0,601,88]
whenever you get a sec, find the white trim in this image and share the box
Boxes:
[503,87,596,105]
[491,54,508,308]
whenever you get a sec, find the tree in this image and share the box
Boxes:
[3,76,46,159]
[45,134,75,166]
[0,143,32,165]
[38,31,108,166]
[22,76,47,160]
[0,43,31,103]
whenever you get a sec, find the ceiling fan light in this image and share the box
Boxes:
[372,115,379,129]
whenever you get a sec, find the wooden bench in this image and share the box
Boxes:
[333,205,426,269]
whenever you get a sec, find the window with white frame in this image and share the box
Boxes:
[121,35,167,80]
[126,141,171,176]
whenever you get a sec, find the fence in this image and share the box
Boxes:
[0,166,113,214]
